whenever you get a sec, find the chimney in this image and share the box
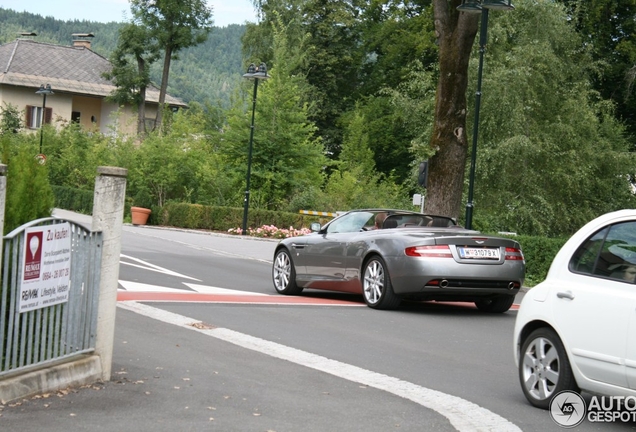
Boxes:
[72,33,94,49]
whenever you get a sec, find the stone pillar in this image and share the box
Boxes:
[92,166,127,381]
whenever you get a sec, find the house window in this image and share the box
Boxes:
[71,111,81,123]
[26,105,52,129]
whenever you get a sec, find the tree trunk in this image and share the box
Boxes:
[154,46,173,131]
[425,1,479,222]
[137,55,147,135]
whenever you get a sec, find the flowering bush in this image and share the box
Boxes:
[228,225,311,239]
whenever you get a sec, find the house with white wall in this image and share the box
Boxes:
[0,35,186,136]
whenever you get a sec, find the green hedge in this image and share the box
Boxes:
[156,202,325,232]
[52,185,93,214]
[500,234,568,287]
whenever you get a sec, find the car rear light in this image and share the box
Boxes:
[405,245,453,258]
[505,247,524,261]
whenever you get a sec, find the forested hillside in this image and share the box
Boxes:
[0,7,245,106]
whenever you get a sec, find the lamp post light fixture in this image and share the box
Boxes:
[241,63,270,235]
[457,0,514,229]
[35,84,54,155]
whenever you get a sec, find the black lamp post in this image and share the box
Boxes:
[241,63,270,235]
[35,84,53,155]
[457,0,514,229]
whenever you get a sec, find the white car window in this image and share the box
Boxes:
[569,221,636,283]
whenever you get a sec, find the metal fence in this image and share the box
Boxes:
[0,218,102,377]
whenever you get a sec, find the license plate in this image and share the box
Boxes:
[458,247,500,260]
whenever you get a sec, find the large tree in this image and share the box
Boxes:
[130,0,214,131]
[473,0,636,236]
[104,23,160,134]
[420,0,479,220]
[245,0,364,157]
[560,0,636,145]
[223,16,327,211]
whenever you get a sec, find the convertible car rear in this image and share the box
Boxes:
[272,209,525,311]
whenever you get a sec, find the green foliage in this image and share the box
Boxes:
[222,17,328,211]
[45,123,124,191]
[512,235,569,287]
[299,0,364,157]
[358,0,438,96]
[130,0,213,50]
[103,22,161,134]
[51,186,94,214]
[382,60,438,165]
[471,0,636,236]
[104,23,158,106]
[130,0,214,129]
[125,108,235,207]
[2,137,54,234]
[158,202,321,231]
[0,102,23,134]
[319,167,412,211]
[561,0,636,143]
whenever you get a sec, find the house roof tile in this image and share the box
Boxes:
[0,39,186,107]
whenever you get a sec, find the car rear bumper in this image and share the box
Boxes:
[385,256,524,299]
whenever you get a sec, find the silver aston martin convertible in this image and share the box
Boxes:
[272,209,525,311]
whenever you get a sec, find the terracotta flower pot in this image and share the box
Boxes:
[131,206,151,225]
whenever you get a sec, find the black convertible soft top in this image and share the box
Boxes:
[381,212,456,229]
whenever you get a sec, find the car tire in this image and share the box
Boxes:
[519,327,578,409]
[362,256,401,310]
[475,295,515,313]
[272,249,303,295]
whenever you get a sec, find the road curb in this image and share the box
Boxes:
[0,354,102,404]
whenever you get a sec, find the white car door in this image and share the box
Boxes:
[552,274,630,388]
[552,221,636,389]
[627,304,636,389]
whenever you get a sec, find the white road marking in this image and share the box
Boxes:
[120,254,201,280]
[118,301,521,432]
[118,281,184,293]
[117,280,269,296]
[182,282,269,296]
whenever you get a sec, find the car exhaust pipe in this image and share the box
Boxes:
[440,279,449,288]
[508,281,516,290]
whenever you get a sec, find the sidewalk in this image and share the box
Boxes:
[0,304,446,432]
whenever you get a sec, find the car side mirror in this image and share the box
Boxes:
[310,222,321,232]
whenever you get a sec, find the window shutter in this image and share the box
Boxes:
[44,107,52,124]
[26,105,33,128]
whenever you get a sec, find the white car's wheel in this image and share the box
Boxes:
[519,327,578,409]
[362,256,401,310]
[272,249,303,295]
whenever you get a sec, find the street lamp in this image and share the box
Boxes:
[457,0,514,229]
[35,84,53,155]
[241,63,270,235]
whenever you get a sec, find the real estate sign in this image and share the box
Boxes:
[19,223,72,313]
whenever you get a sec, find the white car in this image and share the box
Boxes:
[513,209,636,409]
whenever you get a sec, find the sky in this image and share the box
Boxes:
[2,0,258,27]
